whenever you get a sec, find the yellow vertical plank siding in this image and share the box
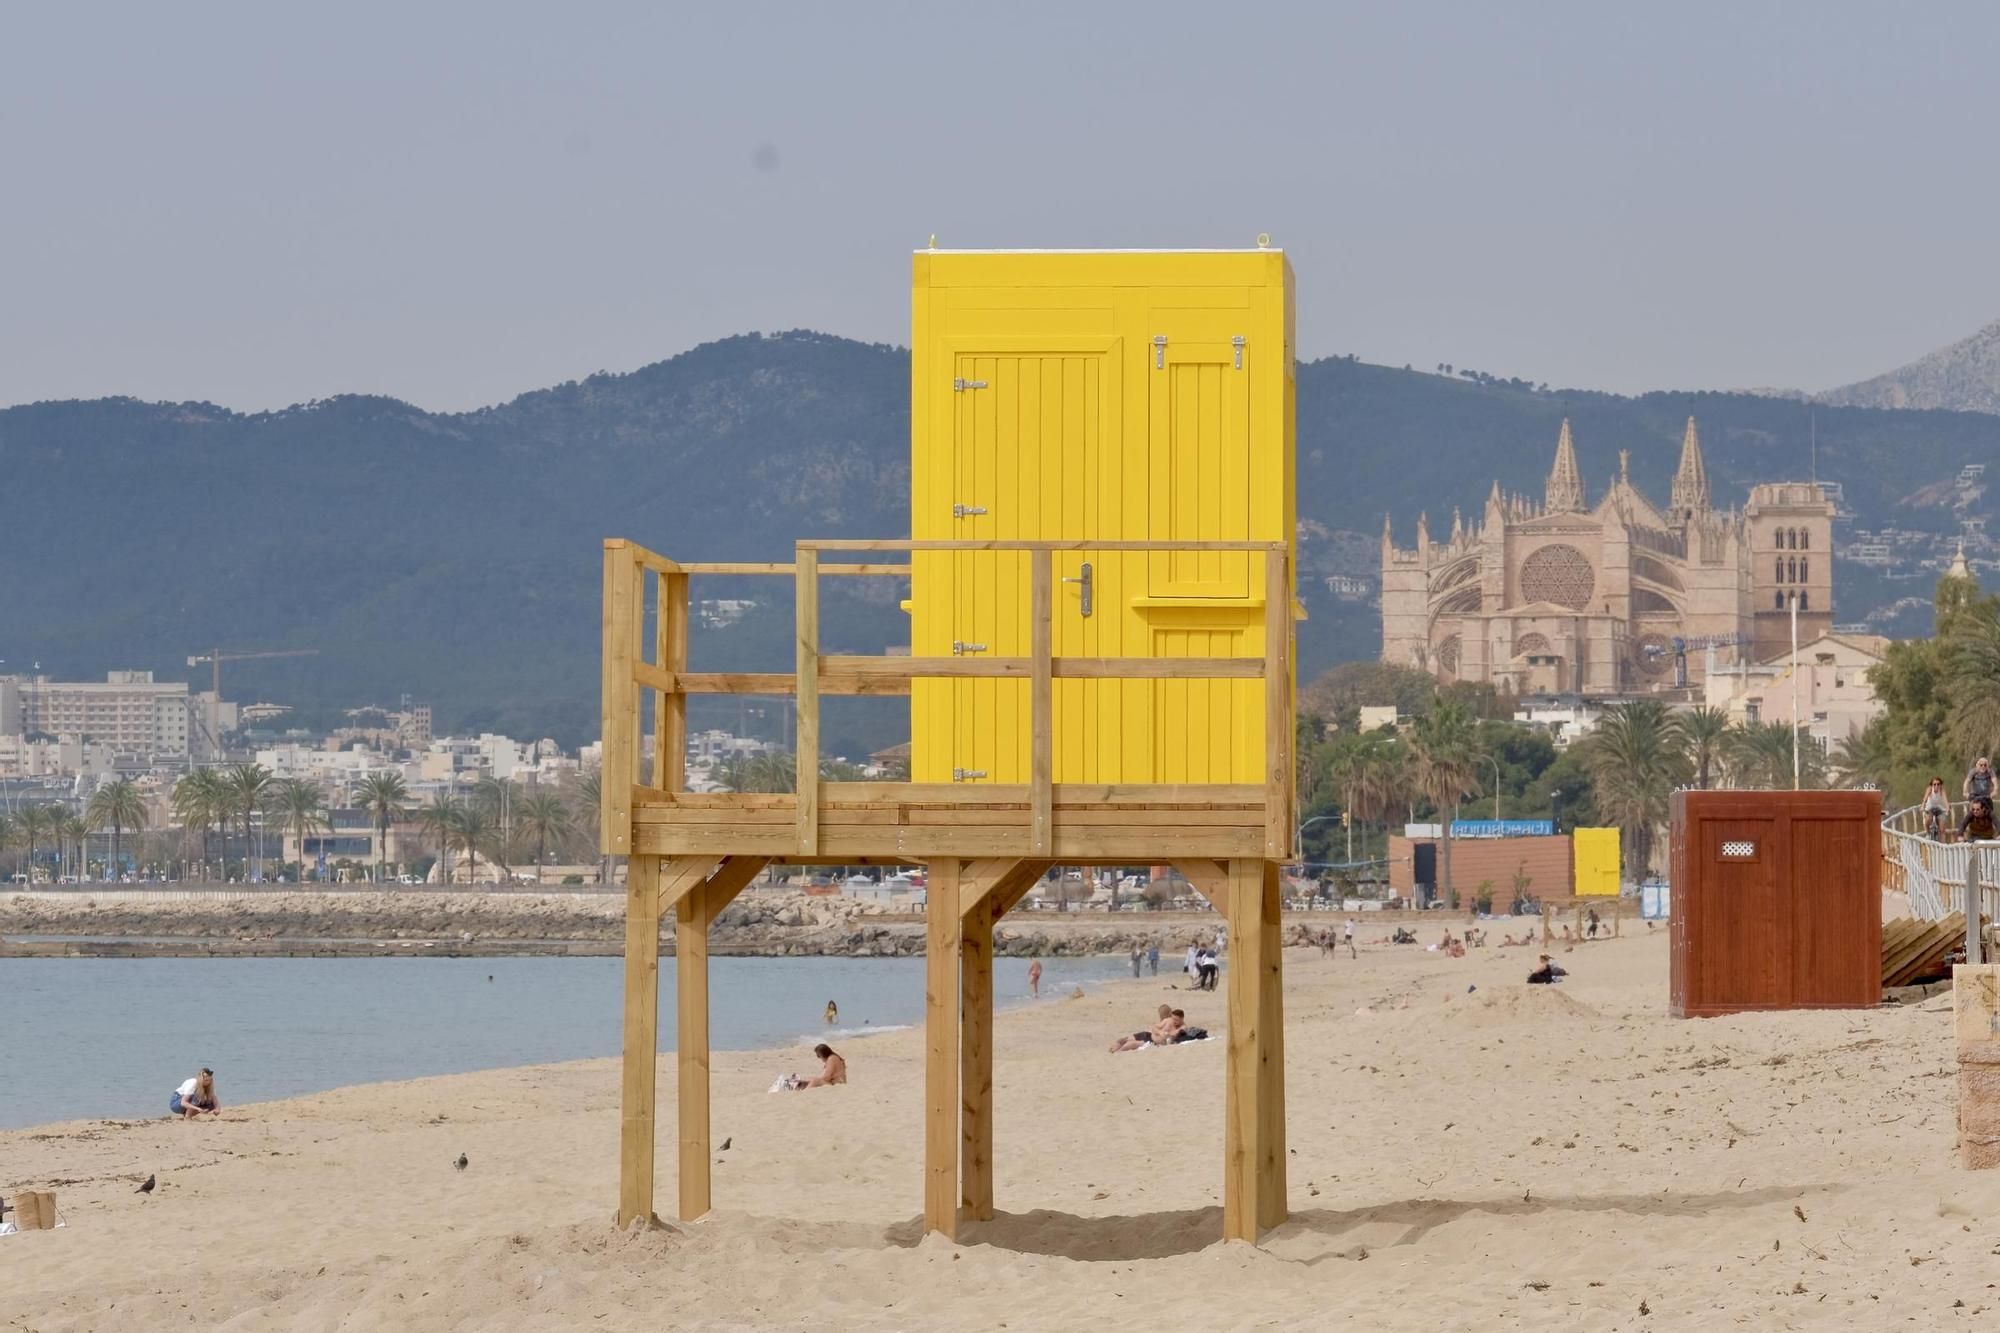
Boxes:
[909,250,1294,786]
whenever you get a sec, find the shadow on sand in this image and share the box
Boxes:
[879,1181,1839,1264]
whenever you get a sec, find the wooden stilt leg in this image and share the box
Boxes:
[617,853,662,1228]
[925,859,963,1238]
[676,874,713,1220]
[961,896,995,1222]
[1223,856,1270,1242]
[1257,860,1288,1232]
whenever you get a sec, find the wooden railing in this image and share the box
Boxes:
[601,536,1294,861]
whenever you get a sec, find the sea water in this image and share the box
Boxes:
[0,954,1134,1130]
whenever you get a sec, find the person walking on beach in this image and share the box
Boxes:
[1967,757,1996,803]
[1344,917,1356,959]
[1923,776,1951,841]
[1130,945,1143,977]
[1027,957,1043,998]
[171,1068,219,1119]
[1147,944,1159,975]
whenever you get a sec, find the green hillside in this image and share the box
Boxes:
[3,335,1995,754]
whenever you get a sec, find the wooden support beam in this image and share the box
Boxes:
[960,893,995,1223]
[656,856,724,916]
[673,561,911,577]
[795,548,820,856]
[617,853,661,1227]
[925,859,963,1238]
[1030,551,1053,856]
[601,542,640,856]
[1174,859,1230,912]
[1257,860,1289,1232]
[960,859,1052,922]
[656,570,689,793]
[667,853,771,1222]
[1223,857,1286,1241]
[676,871,713,1221]
[1263,548,1291,859]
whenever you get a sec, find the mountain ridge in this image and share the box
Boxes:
[1821,318,2000,414]
[4,333,1998,753]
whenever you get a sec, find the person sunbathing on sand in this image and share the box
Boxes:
[791,1044,846,1088]
[1110,1005,1179,1053]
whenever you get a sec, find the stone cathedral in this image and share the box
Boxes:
[1380,418,1833,695]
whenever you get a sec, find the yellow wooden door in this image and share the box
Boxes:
[1149,336,1252,598]
[946,346,1114,783]
[1145,327,1258,780]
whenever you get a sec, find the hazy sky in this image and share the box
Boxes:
[6,2,1999,412]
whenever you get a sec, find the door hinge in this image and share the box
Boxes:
[951,503,988,518]
[1152,335,1167,370]
[951,768,988,782]
[1232,335,1246,370]
[953,377,988,391]
[951,641,988,655]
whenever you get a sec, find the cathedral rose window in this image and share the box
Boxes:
[1519,543,1596,610]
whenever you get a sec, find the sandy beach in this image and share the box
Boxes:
[3,926,1989,1331]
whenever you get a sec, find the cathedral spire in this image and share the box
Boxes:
[1950,539,1972,581]
[1670,415,1710,522]
[1450,506,1463,544]
[1545,418,1585,512]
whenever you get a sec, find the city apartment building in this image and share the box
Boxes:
[5,671,191,757]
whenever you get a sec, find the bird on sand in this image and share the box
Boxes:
[136,1175,156,1195]
[454,1154,469,1171]
[719,1137,732,1152]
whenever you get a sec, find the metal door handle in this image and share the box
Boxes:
[952,641,987,655]
[952,768,987,782]
[1061,561,1094,618]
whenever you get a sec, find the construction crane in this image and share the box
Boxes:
[1642,632,1750,689]
[185,647,319,699]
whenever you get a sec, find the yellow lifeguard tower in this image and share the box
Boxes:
[604,245,1297,1243]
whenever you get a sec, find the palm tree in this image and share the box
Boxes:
[1830,717,1893,791]
[226,763,275,881]
[419,795,463,884]
[471,777,517,875]
[353,773,412,884]
[716,752,798,794]
[450,802,494,885]
[1409,697,1483,908]
[1578,700,1689,878]
[85,779,148,880]
[1724,721,1826,790]
[1672,706,1731,790]
[273,779,329,882]
[57,813,86,881]
[574,772,605,883]
[13,803,54,883]
[0,812,13,882]
[173,769,229,880]
[514,791,571,884]
[1944,610,2000,761]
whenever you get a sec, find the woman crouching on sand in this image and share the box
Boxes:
[791,1044,847,1089]
[172,1068,220,1119]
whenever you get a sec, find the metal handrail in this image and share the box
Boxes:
[1882,799,2000,925]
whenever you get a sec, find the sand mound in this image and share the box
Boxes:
[1435,985,1601,1026]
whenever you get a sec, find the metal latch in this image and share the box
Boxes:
[951,503,988,518]
[1232,335,1246,370]
[951,768,988,782]
[951,641,988,655]
[1152,335,1167,370]
[1062,560,1094,618]
[953,377,988,391]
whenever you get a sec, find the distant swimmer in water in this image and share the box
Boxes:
[824,1000,839,1026]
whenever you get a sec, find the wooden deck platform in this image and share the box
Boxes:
[604,535,1293,1245]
